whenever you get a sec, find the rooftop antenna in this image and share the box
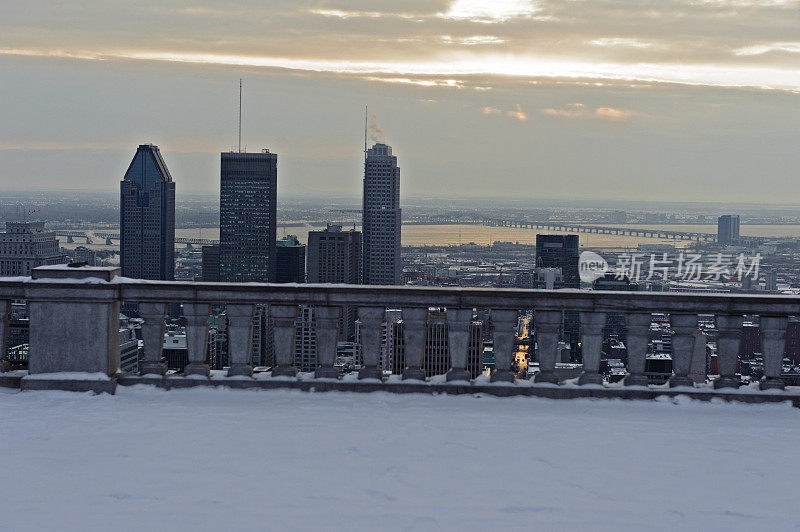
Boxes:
[364,105,368,163]
[238,78,243,153]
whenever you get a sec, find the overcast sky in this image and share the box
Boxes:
[1,0,798,203]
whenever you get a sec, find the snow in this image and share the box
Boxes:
[22,372,111,381]
[0,387,798,531]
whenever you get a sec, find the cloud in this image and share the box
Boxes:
[541,104,644,120]
[483,105,528,121]
[440,35,506,45]
[589,38,656,49]
[439,0,542,23]
[364,76,464,87]
[733,42,800,56]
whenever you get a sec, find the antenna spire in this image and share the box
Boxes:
[364,105,368,162]
[238,79,242,153]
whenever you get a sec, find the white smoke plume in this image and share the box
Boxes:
[368,112,385,143]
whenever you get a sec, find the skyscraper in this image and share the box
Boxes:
[307,224,361,284]
[219,150,277,282]
[717,215,740,246]
[362,143,401,285]
[307,224,362,339]
[120,144,175,280]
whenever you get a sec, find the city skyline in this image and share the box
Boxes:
[1,1,798,203]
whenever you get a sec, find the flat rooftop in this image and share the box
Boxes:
[1,387,798,530]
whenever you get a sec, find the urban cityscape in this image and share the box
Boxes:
[1,0,799,530]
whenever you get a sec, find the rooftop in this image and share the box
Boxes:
[1,386,797,530]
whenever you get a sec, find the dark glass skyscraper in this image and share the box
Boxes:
[219,150,277,282]
[362,143,401,285]
[120,144,175,280]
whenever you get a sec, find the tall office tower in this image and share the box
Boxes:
[362,143,402,285]
[536,234,580,360]
[276,235,306,283]
[717,215,740,246]
[120,144,175,280]
[0,222,63,275]
[307,224,362,339]
[219,149,277,282]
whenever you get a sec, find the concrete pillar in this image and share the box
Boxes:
[271,305,298,377]
[534,310,560,383]
[446,307,473,382]
[624,312,651,386]
[402,307,428,381]
[689,330,707,384]
[490,309,518,383]
[760,316,787,390]
[669,313,697,388]
[227,304,255,377]
[714,314,741,389]
[358,306,384,380]
[578,311,605,385]
[27,266,120,376]
[138,302,167,376]
[314,305,341,379]
[0,299,10,372]
[183,303,210,377]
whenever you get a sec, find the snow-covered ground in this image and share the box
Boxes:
[1,386,798,531]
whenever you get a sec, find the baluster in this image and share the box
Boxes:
[401,307,428,381]
[534,310,561,384]
[358,306,384,380]
[669,313,697,388]
[578,311,606,385]
[690,329,708,384]
[271,305,298,377]
[490,309,518,383]
[0,300,9,372]
[183,303,211,376]
[446,308,473,382]
[314,306,341,379]
[138,302,167,376]
[624,312,651,386]
[227,304,255,377]
[715,314,742,389]
[760,315,787,390]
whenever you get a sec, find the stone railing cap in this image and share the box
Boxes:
[32,265,121,282]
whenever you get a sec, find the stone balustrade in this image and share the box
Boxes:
[0,265,799,405]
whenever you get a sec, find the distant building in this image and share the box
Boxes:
[363,143,402,285]
[717,215,740,246]
[294,305,316,372]
[536,234,580,359]
[385,308,484,378]
[307,224,362,339]
[72,246,96,266]
[276,235,305,283]
[163,330,188,371]
[120,144,175,280]
[536,234,579,288]
[119,327,140,373]
[610,210,627,224]
[219,150,277,282]
[0,221,63,276]
[201,244,220,282]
